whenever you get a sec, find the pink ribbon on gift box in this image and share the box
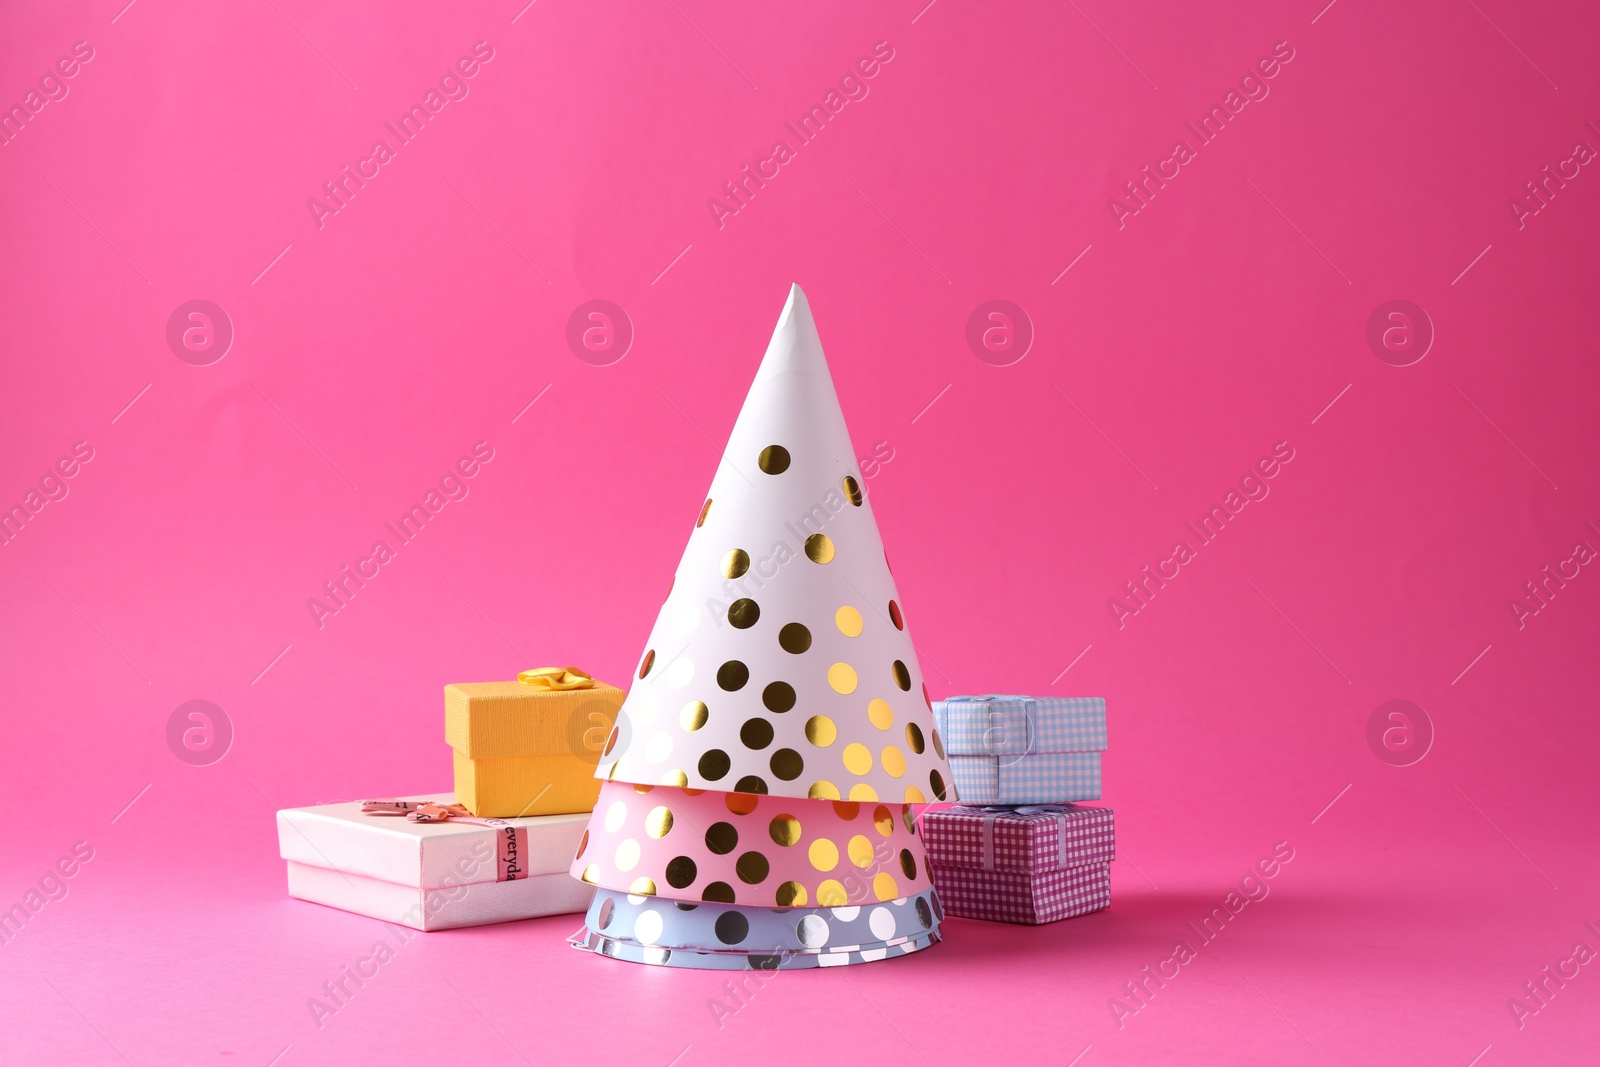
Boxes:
[974,805,1074,871]
[361,799,473,822]
[361,799,529,882]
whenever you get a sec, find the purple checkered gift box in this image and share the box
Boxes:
[922,804,1114,924]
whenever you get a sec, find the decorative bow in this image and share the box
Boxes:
[973,804,1076,818]
[944,695,1038,760]
[360,800,528,882]
[972,804,1077,870]
[361,799,481,824]
[517,666,594,690]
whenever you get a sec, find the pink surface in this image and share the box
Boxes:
[2,0,1598,1064]
[573,784,928,906]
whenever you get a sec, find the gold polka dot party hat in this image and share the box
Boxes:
[573,285,950,968]
[595,284,953,805]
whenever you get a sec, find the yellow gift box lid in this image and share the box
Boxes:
[444,678,623,761]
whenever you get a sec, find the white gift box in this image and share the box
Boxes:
[276,793,593,931]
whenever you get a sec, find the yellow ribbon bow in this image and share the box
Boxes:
[517,666,594,690]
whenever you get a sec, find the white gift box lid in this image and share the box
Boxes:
[276,793,587,891]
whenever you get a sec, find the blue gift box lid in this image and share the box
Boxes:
[932,696,1106,757]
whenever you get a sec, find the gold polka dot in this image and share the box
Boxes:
[904,785,926,803]
[832,801,860,820]
[778,623,812,654]
[905,723,925,754]
[849,784,878,801]
[903,808,917,833]
[842,475,863,506]
[804,533,835,564]
[740,718,774,749]
[842,743,872,776]
[769,748,804,780]
[644,807,674,838]
[735,852,770,883]
[638,649,655,678]
[702,881,735,903]
[722,549,750,579]
[931,729,945,760]
[816,879,848,906]
[603,726,620,756]
[727,598,760,628]
[900,849,917,879]
[776,881,807,907]
[682,788,704,796]
[805,715,837,747]
[660,769,688,787]
[762,682,795,712]
[881,746,906,778]
[872,806,894,836]
[807,780,840,800]
[725,793,759,815]
[717,661,749,691]
[808,839,839,871]
[930,770,947,800]
[758,445,791,474]
[892,660,911,690]
[698,749,730,781]
[633,784,654,794]
[630,876,657,895]
[828,663,858,694]
[665,855,697,888]
[579,864,600,884]
[574,829,589,859]
[615,839,641,871]
[868,699,893,730]
[705,822,738,854]
[735,775,768,794]
[847,835,875,868]
[769,815,802,846]
[680,701,709,732]
[697,498,713,527]
[835,605,863,637]
[872,873,899,901]
[888,600,904,630]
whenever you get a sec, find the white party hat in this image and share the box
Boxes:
[598,285,952,803]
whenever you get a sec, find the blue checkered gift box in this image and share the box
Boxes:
[931,695,1106,805]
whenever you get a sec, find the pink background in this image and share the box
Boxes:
[3,0,1598,1063]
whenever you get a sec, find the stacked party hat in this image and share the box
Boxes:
[569,285,955,969]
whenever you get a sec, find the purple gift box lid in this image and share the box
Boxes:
[922,804,1114,875]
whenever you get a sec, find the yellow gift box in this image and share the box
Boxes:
[444,668,622,818]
